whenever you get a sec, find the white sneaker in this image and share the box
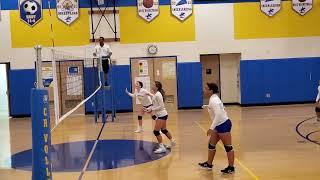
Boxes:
[134,128,143,133]
[166,140,177,149]
[154,146,167,154]
[165,140,176,149]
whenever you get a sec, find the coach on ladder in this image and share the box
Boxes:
[93,37,112,86]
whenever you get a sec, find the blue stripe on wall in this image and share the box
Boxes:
[9,57,320,116]
[241,57,320,104]
[84,67,99,113]
[84,65,132,113]
[9,69,35,116]
[112,65,132,111]
[1,0,268,10]
[177,62,202,108]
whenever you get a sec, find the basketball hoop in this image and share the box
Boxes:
[97,0,104,5]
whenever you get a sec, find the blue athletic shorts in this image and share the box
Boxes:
[215,119,232,133]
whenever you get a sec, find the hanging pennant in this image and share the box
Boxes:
[292,0,313,16]
[137,0,159,22]
[171,0,193,21]
[19,0,42,26]
[56,0,79,25]
[260,0,281,17]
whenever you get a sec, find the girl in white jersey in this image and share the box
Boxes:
[125,81,156,133]
[315,80,320,122]
[144,81,176,154]
[199,83,235,174]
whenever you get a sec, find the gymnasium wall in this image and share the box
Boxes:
[1,0,320,116]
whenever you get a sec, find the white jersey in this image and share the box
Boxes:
[316,85,320,102]
[207,94,229,130]
[94,44,112,58]
[128,88,152,107]
[150,91,167,117]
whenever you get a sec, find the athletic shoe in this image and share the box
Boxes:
[134,128,143,133]
[154,146,166,154]
[198,162,213,170]
[165,140,176,149]
[221,166,235,174]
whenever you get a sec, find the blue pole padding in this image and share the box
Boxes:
[100,71,106,123]
[31,88,52,180]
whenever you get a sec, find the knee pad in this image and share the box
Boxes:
[138,116,143,120]
[161,129,168,134]
[315,107,320,113]
[208,143,216,150]
[152,115,157,120]
[224,145,233,152]
[153,130,160,136]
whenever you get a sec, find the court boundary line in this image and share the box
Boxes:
[78,122,106,180]
[306,130,320,144]
[295,116,320,146]
[194,121,259,180]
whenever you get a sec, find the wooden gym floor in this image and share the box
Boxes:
[0,104,319,180]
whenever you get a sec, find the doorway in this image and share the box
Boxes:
[200,54,241,104]
[0,63,9,116]
[130,57,178,112]
[200,55,221,105]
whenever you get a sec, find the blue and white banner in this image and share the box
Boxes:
[260,0,281,17]
[137,0,159,22]
[171,0,193,21]
[19,0,42,26]
[292,0,313,16]
[56,0,79,25]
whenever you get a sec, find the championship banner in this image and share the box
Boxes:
[137,0,159,22]
[56,0,79,25]
[260,0,281,17]
[19,0,42,26]
[292,0,313,16]
[171,0,193,21]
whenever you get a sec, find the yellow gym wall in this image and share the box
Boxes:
[119,6,195,44]
[234,0,320,39]
[10,9,90,48]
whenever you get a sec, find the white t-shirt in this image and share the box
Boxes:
[150,91,167,117]
[207,94,229,130]
[316,85,320,102]
[128,88,152,107]
[94,44,112,58]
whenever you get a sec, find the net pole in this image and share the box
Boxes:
[31,45,52,180]
[110,59,116,121]
[35,45,43,89]
[93,58,98,123]
[51,49,60,125]
[99,57,107,123]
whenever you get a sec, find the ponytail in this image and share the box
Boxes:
[155,81,166,102]
[159,89,166,102]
